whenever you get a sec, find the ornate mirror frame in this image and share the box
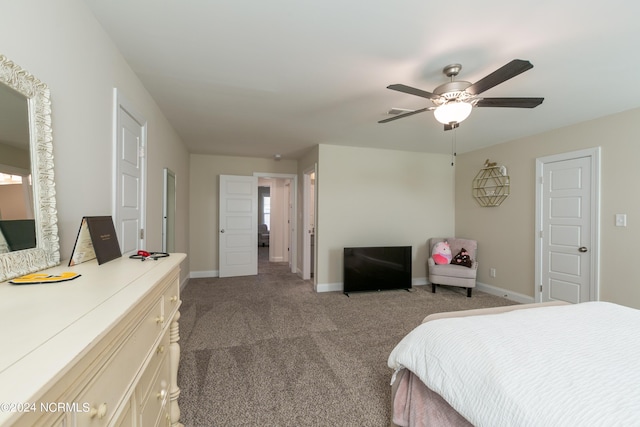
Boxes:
[0,54,60,281]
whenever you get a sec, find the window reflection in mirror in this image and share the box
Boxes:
[0,79,35,253]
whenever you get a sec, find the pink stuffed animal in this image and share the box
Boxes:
[432,241,452,265]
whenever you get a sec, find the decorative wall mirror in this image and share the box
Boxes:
[0,54,60,281]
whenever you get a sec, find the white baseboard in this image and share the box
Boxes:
[475,282,535,304]
[316,282,342,293]
[190,270,218,279]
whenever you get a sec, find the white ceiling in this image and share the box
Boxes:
[84,0,640,159]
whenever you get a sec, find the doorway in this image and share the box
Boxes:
[218,173,297,278]
[535,147,600,303]
[254,173,297,274]
[162,168,176,252]
[302,165,316,282]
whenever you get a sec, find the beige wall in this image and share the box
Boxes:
[189,154,298,274]
[1,0,190,281]
[316,144,455,290]
[456,107,640,309]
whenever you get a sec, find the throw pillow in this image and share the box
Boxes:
[451,248,472,268]
[431,241,452,265]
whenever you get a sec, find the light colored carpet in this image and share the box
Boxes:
[177,248,516,426]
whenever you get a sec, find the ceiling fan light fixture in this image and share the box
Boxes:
[433,101,473,125]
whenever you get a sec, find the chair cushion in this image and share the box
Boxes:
[429,263,477,279]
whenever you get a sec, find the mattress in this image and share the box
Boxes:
[388,301,640,426]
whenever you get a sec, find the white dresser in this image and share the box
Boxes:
[0,253,186,427]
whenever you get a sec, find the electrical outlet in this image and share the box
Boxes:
[490,268,496,278]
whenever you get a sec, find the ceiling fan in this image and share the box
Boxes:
[379,59,544,130]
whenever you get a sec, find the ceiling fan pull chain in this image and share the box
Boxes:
[451,129,457,166]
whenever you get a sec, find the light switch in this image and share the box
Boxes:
[615,213,627,227]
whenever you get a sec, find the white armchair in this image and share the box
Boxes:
[258,223,269,247]
[427,237,478,297]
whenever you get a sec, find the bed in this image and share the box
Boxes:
[388,301,640,426]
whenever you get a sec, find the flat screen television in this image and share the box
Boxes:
[343,246,412,295]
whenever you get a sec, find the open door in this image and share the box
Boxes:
[219,175,258,277]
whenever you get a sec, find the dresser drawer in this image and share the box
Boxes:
[11,402,71,427]
[17,409,70,427]
[162,274,180,318]
[137,328,170,404]
[139,354,171,427]
[75,300,164,427]
[113,398,133,427]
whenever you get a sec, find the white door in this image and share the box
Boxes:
[114,92,146,255]
[219,175,258,277]
[536,149,600,303]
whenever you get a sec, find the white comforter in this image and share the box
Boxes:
[388,301,640,427]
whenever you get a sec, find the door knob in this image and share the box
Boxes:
[578,246,588,253]
[220,229,225,233]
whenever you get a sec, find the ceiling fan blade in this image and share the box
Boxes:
[387,84,441,100]
[465,59,534,96]
[378,107,431,123]
[476,97,544,108]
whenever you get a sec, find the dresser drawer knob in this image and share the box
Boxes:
[89,402,107,419]
[170,295,178,303]
[156,345,165,354]
[157,388,167,400]
[155,315,165,324]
